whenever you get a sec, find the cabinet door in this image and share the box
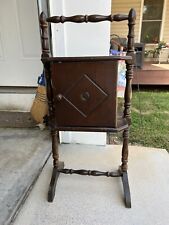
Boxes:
[51,60,118,128]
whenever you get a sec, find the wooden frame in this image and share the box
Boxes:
[39,8,136,208]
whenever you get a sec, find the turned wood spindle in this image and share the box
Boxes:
[124,8,136,124]
[46,14,129,23]
[121,8,136,172]
[39,12,50,58]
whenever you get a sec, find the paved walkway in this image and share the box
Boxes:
[0,128,51,225]
[13,144,169,225]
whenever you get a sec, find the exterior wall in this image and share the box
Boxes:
[111,0,169,44]
[163,0,169,43]
[51,0,111,57]
[50,0,66,56]
[111,0,142,42]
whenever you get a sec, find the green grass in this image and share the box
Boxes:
[130,90,169,151]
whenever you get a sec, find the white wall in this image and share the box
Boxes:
[50,0,66,56]
[60,131,107,145]
[51,0,111,57]
[64,0,111,56]
[50,0,111,145]
[111,0,142,42]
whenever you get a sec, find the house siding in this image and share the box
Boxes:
[111,0,142,42]
[111,0,169,44]
[163,0,169,43]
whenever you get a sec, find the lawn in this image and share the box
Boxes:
[109,90,169,151]
[130,90,169,151]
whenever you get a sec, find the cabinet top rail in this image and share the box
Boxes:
[46,14,129,23]
[42,55,132,62]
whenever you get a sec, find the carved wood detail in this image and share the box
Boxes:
[121,9,136,172]
[124,8,136,124]
[46,14,129,23]
[121,129,129,172]
[51,130,59,167]
[39,12,50,58]
[57,168,122,177]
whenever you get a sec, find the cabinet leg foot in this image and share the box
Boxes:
[48,161,64,202]
[121,171,131,208]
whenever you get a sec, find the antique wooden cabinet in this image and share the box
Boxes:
[40,9,136,208]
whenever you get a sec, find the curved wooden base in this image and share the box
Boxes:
[48,164,131,208]
[121,171,131,208]
[48,161,64,202]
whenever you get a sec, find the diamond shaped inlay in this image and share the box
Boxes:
[62,74,108,117]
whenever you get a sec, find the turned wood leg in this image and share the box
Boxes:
[121,129,129,172]
[51,130,59,167]
[121,171,131,208]
[48,130,64,202]
[120,129,131,208]
[48,162,64,202]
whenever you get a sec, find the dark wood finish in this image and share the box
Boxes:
[57,168,122,177]
[121,171,131,208]
[121,9,136,172]
[39,8,136,208]
[42,55,132,62]
[39,13,55,130]
[124,8,136,124]
[51,60,118,128]
[51,130,59,167]
[51,122,128,132]
[48,161,64,202]
[39,12,50,58]
[121,129,129,171]
[47,14,129,23]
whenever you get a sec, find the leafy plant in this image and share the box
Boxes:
[144,41,167,58]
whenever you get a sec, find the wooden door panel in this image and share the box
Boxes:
[51,60,118,127]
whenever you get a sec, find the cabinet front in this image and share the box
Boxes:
[51,60,118,128]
